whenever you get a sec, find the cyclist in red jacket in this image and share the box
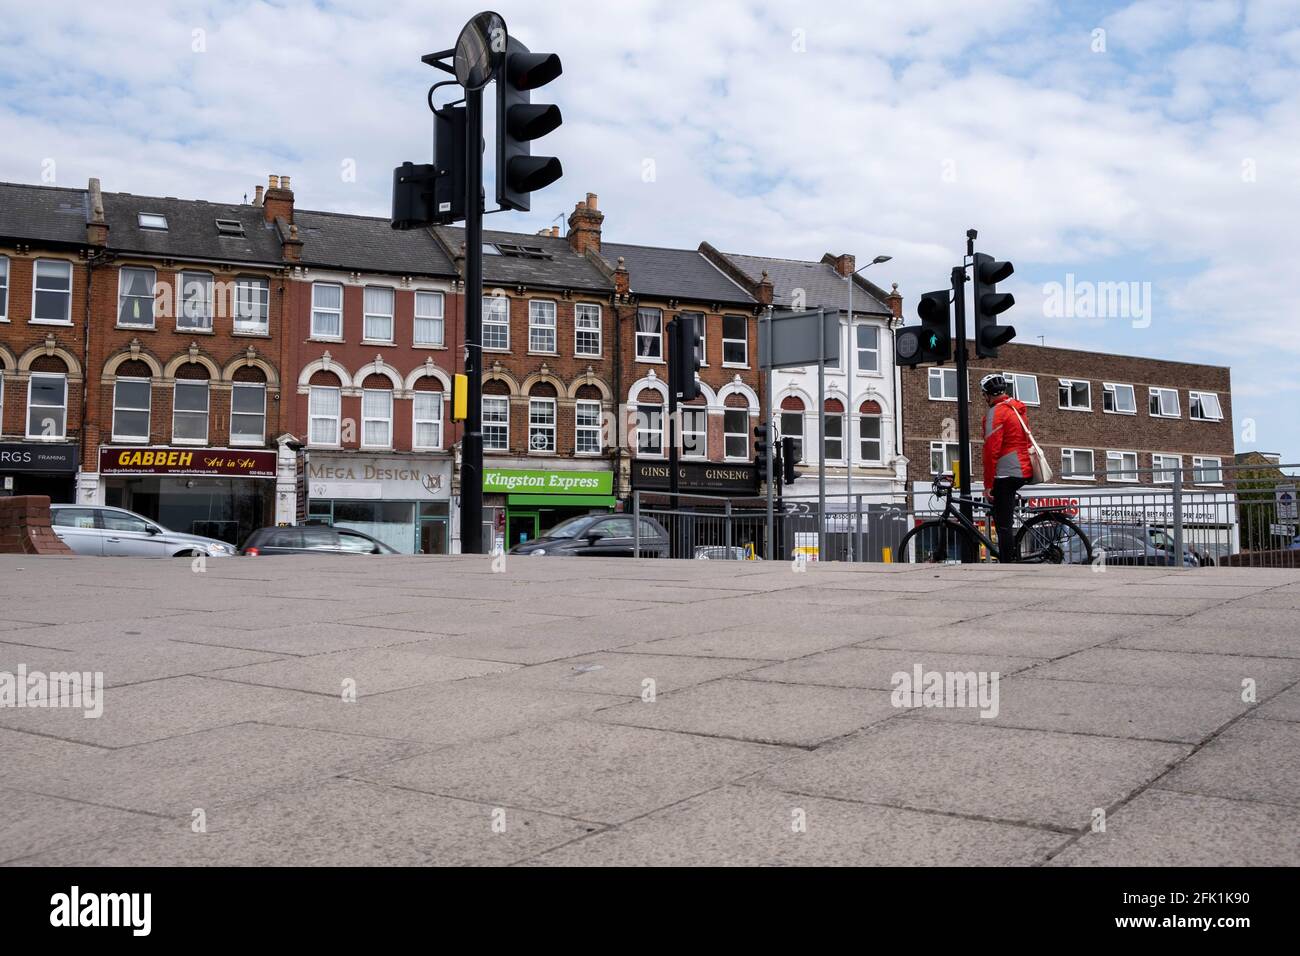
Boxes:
[981,373,1034,562]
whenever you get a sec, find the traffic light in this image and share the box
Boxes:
[754,424,772,461]
[496,37,563,212]
[391,105,467,229]
[781,435,799,484]
[670,317,702,402]
[895,290,952,367]
[972,252,1016,358]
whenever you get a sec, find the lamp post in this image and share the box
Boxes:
[844,254,891,562]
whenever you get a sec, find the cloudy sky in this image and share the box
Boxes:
[3,0,1298,460]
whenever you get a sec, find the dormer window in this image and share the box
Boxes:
[138,213,168,230]
[216,219,245,238]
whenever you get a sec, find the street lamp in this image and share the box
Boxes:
[844,254,892,562]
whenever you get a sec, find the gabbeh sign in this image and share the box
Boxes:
[100,447,277,478]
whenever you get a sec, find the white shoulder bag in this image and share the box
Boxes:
[1007,405,1053,484]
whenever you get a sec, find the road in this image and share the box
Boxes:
[1,554,1297,866]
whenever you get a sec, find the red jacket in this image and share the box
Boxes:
[983,395,1034,487]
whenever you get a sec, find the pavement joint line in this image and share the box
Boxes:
[194,668,514,700]
[0,637,80,653]
[163,637,310,659]
[342,777,615,832]
[1143,783,1300,811]
[1000,669,1300,696]
[904,710,1211,747]
[0,784,176,823]
[0,724,117,752]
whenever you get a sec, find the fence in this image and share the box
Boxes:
[632,461,1300,569]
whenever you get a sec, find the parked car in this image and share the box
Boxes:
[49,504,237,558]
[694,546,762,560]
[509,513,669,558]
[241,525,399,556]
[1069,524,1198,567]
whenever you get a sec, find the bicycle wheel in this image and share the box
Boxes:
[1014,512,1093,565]
[895,519,980,564]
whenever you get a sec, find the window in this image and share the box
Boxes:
[215,219,245,237]
[362,388,393,447]
[363,286,394,342]
[681,407,707,457]
[1003,372,1039,405]
[637,308,663,360]
[1058,379,1092,411]
[309,386,340,446]
[575,399,602,454]
[116,268,155,327]
[724,409,749,459]
[27,373,67,439]
[413,392,443,450]
[929,367,958,401]
[1106,450,1139,482]
[414,291,445,346]
[1192,456,1223,485]
[483,295,510,350]
[311,283,343,338]
[575,303,602,356]
[1060,448,1095,479]
[0,256,8,319]
[172,381,209,443]
[859,413,882,463]
[138,213,168,230]
[680,313,706,366]
[112,378,151,442]
[528,300,557,353]
[51,507,97,529]
[929,441,960,475]
[234,278,269,333]
[230,383,266,445]
[528,398,556,452]
[637,403,664,456]
[1149,387,1180,418]
[855,325,880,373]
[32,259,72,323]
[824,413,844,462]
[1152,453,1182,484]
[780,411,804,463]
[483,396,509,451]
[1190,391,1223,421]
[102,510,152,533]
[179,271,213,331]
[722,315,748,366]
[1103,382,1136,414]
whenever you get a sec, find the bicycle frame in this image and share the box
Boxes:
[931,491,1002,560]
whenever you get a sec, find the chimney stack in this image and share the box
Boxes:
[86,177,109,247]
[263,173,294,224]
[832,253,856,278]
[551,225,561,238]
[253,184,264,206]
[567,192,603,255]
[886,283,903,320]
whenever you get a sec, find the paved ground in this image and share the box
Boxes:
[1,553,1297,866]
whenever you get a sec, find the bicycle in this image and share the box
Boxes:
[895,475,1093,565]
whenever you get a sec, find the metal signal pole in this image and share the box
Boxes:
[460,86,485,554]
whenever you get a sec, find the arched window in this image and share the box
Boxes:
[858,400,883,463]
[724,393,750,460]
[823,398,845,462]
[780,397,805,462]
[112,359,153,443]
[483,380,511,452]
[231,366,268,446]
[528,382,558,454]
[574,384,603,455]
[412,376,444,451]
[360,373,393,448]
[680,395,707,459]
[172,363,210,445]
[308,370,343,446]
[636,387,664,457]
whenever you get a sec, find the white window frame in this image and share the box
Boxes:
[412,391,444,451]
[483,396,510,451]
[31,259,73,324]
[1189,390,1223,422]
[722,315,748,367]
[528,300,558,354]
[1060,447,1095,480]
[575,303,602,357]
[724,408,749,460]
[362,286,395,344]
[855,324,880,374]
[528,397,556,453]
[1152,453,1182,484]
[929,441,960,476]
[229,382,266,446]
[308,386,341,447]
[637,403,664,457]
[636,308,663,362]
[1192,456,1223,486]
[1148,386,1181,418]
[1058,378,1092,411]
[361,388,394,449]
[179,271,214,332]
[928,367,958,402]
[414,291,445,347]
[858,411,883,463]
[483,295,510,351]
[311,282,344,340]
[681,312,707,367]
[1105,450,1139,483]
[823,409,844,462]
[116,267,156,329]
[233,277,269,334]
[138,213,168,230]
[111,377,152,443]
[1003,372,1039,405]
[0,255,8,320]
[1102,382,1136,415]
[680,406,707,459]
[172,380,210,445]
[780,409,804,463]
[575,399,602,455]
[26,372,68,439]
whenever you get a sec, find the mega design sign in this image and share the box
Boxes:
[309,456,450,500]
[100,447,277,478]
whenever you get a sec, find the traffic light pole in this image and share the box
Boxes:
[459,86,485,554]
[952,264,975,563]
[764,307,774,560]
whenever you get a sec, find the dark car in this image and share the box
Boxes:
[1069,524,1197,567]
[241,525,400,556]
[509,513,669,558]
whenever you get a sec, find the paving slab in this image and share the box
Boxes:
[0,637,285,689]
[0,788,159,864]
[1253,683,1300,722]
[1024,647,1300,696]
[1118,620,1300,659]
[746,646,1041,690]
[482,651,766,698]
[863,620,1128,659]
[1158,717,1300,807]
[620,620,932,662]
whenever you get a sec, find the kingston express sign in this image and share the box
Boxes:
[484,469,612,496]
[100,447,278,478]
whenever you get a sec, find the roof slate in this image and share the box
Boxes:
[721,252,893,316]
[0,182,90,247]
[601,242,755,305]
[433,225,613,292]
[296,209,455,276]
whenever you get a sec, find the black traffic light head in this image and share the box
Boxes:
[670,316,702,402]
[973,252,1017,358]
[496,37,563,212]
[391,106,468,229]
[754,424,771,459]
[894,289,953,367]
[781,435,798,484]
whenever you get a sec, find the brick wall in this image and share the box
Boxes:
[0,495,73,554]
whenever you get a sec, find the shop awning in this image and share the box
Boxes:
[507,494,616,507]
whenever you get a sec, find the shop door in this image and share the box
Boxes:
[507,512,538,550]
[419,517,448,555]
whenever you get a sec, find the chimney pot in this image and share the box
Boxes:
[552,226,560,238]
[586,193,598,209]
[269,175,279,189]
[253,185,264,205]
[281,175,291,190]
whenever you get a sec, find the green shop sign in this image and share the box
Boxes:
[484,469,613,496]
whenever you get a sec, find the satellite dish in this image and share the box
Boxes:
[454,11,508,91]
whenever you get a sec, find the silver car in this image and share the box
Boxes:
[50,504,238,558]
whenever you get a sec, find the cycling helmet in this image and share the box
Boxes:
[979,373,1009,396]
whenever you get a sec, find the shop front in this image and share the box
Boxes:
[630,460,760,499]
[306,453,453,555]
[484,467,616,551]
[0,442,80,503]
[99,447,277,547]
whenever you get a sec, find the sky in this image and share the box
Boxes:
[2,0,1298,461]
